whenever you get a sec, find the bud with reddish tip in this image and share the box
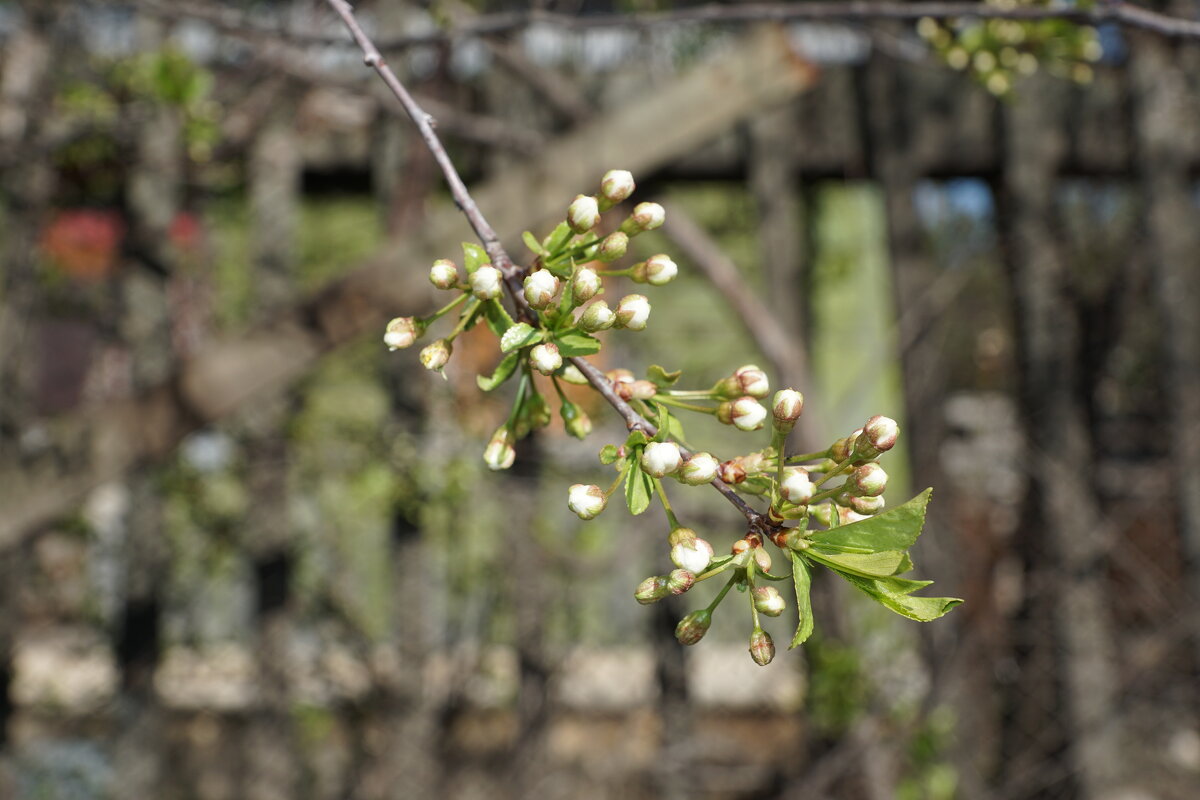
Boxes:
[780,467,815,505]
[523,269,559,310]
[578,300,615,332]
[568,194,601,234]
[429,259,460,290]
[384,316,422,351]
[675,609,712,645]
[667,568,695,595]
[641,441,683,478]
[470,265,503,300]
[753,586,786,617]
[671,537,714,574]
[772,389,804,429]
[614,294,650,331]
[680,452,720,485]
[599,169,635,209]
[635,575,670,605]
[719,459,747,484]
[596,231,628,262]
[849,494,885,515]
[753,546,773,573]
[572,267,602,303]
[483,425,515,471]
[850,462,888,497]
[420,339,452,372]
[862,415,900,454]
[529,342,562,376]
[567,483,607,520]
[734,365,770,398]
[616,379,657,401]
[561,400,593,440]
[620,201,666,235]
[749,628,775,666]
[726,396,767,432]
[644,254,678,286]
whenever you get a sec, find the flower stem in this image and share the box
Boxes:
[654,395,716,415]
[705,573,739,613]
[653,478,681,530]
[786,449,831,464]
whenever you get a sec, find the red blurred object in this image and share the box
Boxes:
[39,209,125,280]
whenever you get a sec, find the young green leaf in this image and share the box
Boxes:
[552,331,602,357]
[599,444,621,465]
[624,429,650,449]
[483,299,514,337]
[541,221,573,256]
[836,571,962,622]
[500,322,544,353]
[461,242,490,274]
[624,461,653,515]
[809,488,932,552]
[806,549,913,578]
[476,352,520,391]
[522,231,547,256]
[789,551,815,648]
[647,364,682,389]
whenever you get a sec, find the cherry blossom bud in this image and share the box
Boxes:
[753,546,773,573]
[529,342,563,375]
[470,265,503,300]
[729,396,767,432]
[834,490,853,508]
[567,483,607,520]
[627,202,665,233]
[483,425,515,471]
[830,435,855,462]
[668,527,698,547]
[384,317,422,350]
[851,462,888,497]
[749,628,775,666]
[635,575,671,605]
[780,467,815,505]
[599,169,635,208]
[641,441,682,478]
[561,400,593,439]
[645,254,678,286]
[862,415,900,454]
[667,568,695,595]
[680,452,720,485]
[597,231,629,262]
[614,294,650,331]
[572,267,602,303]
[719,459,747,484]
[419,339,452,372]
[731,538,753,556]
[429,259,460,290]
[616,380,657,401]
[772,389,804,426]
[675,609,712,645]
[523,269,559,310]
[735,365,770,398]
[849,494,885,515]
[606,368,635,385]
[671,537,714,574]
[578,300,615,332]
[753,586,786,617]
[559,363,589,385]
[568,194,601,234]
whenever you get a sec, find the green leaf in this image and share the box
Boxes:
[647,364,682,388]
[664,410,688,446]
[599,444,621,465]
[624,462,652,515]
[461,242,490,274]
[624,430,650,449]
[541,222,573,256]
[789,552,815,648]
[809,488,933,553]
[552,331,602,357]
[522,231,546,256]
[807,549,913,578]
[835,571,962,622]
[483,299,514,337]
[500,322,544,353]
[476,352,520,391]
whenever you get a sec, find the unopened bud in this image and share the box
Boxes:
[734,365,770,399]
[596,231,629,262]
[749,628,775,666]
[753,546,772,573]
[772,389,804,426]
[614,294,650,331]
[680,452,720,485]
[568,483,607,520]
[728,396,767,432]
[572,267,602,303]
[578,300,615,332]
[753,586,786,617]
[863,415,899,453]
[483,426,515,471]
[851,462,888,497]
[641,441,682,478]
[470,265,503,300]
[607,368,635,385]
[429,259,460,290]
[849,494,885,515]
[780,467,815,504]
[561,400,593,439]
[419,339,452,372]
[668,527,698,547]
[675,609,712,645]
[529,342,563,375]
[568,194,601,234]
[620,201,666,235]
[830,435,855,462]
[667,568,695,595]
[719,459,747,484]
[523,269,559,310]
[635,575,670,605]
[620,380,658,401]
[731,538,752,556]
[671,537,714,574]
[645,254,678,286]
[384,316,422,350]
[599,169,635,208]
[559,363,589,385]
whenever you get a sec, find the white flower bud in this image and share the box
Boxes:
[572,267,602,303]
[614,294,650,331]
[621,201,665,235]
[529,342,562,375]
[419,339,452,372]
[679,452,719,485]
[483,426,515,470]
[429,259,460,290]
[644,254,678,286]
[567,483,607,520]
[384,317,421,350]
[772,389,804,424]
[558,363,589,385]
[849,494,885,515]
[734,365,770,399]
[597,231,628,262]
[780,467,815,505]
[641,441,682,478]
[851,462,888,497]
[753,586,786,617]
[567,194,601,234]
[671,537,714,574]
[863,415,900,453]
[578,300,615,332]
[599,169,635,207]
[730,396,767,432]
[523,269,559,310]
[470,265,503,300]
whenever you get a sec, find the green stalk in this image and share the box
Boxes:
[653,478,681,530]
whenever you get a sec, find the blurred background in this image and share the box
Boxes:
[1,1,1199,798]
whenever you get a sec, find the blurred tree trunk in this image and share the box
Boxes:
[997,73,1124,799]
